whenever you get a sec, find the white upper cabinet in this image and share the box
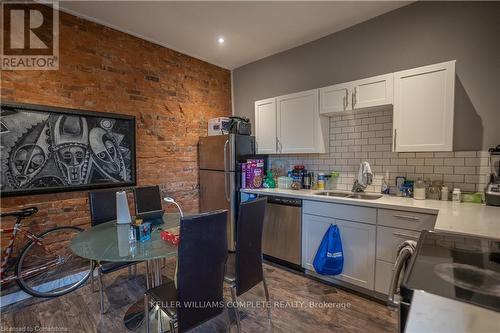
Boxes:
[351,73,393,110]
[319,73,393,115]
[255,90,328,154]
[254,98,277,154]
[319,83,352,114]
[393,60,455,152]
[277,89,327,154]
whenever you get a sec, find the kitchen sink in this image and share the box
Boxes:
[314,191,352,198]
[348,193,383,200]
[315,192,382,200]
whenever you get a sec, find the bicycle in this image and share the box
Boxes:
[0,207,92,297]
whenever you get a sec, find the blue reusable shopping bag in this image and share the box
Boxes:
[313,224,344,275]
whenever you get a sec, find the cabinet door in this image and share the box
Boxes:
[393,60,455,152]
[254,98,277,154]
[319,83,351,114]
[302,214,333,271]
[302,214,376,290]
[375,259,394,295]
[351,73,393,110]
[277,89,320,153]
[334,218,376,290]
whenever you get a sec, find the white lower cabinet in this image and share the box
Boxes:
[301,200,437,297]
[302,213,376,290]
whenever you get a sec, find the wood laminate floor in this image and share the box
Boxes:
[0,259,397,333]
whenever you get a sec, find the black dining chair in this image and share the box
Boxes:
[88,189,138,314]
[224,197,270,333]
[144,210,229,333]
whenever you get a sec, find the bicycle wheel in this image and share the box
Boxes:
[15,226,92,297]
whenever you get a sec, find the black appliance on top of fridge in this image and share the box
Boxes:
[199,134,265,251]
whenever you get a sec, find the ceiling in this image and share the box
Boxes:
[60,1,411,69]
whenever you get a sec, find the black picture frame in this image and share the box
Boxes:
[0,101,137,197]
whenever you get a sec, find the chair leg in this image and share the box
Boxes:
[146,261,150,289]
[168,319,176,333]
[262,272,271,322]
[144,294,150,333]
[97,269,105,314]
[230,285,241,333]
[157,309,163,333]
[90,260,95,292]
[224,304,232,333]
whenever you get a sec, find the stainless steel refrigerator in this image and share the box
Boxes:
[199,134,256,251]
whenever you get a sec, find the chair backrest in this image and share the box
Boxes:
[134,185,162,216]
[235,197,267,296]
[177,210,228,333]
[88,189,117,226]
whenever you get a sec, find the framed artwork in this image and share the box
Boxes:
[0,102,136,197]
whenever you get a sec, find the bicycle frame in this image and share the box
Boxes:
[0,221,58,285]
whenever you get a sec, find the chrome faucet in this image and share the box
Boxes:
[352,161,373,193]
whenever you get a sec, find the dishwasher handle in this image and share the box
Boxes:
[266,196,302,207]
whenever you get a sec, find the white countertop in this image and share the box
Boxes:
[241,188,500,239]
[405,290,500,333]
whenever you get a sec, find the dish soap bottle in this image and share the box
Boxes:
[381,171,390,194]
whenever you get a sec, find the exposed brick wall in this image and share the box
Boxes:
[0,9,231,254]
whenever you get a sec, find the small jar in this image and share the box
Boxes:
[441,186,449,201]
[452,188,461,203]
[413,178,426,200]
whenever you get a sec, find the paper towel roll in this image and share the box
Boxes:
[116,191,131,224]
[117,224,130,257]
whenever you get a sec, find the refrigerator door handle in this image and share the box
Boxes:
[223,139,229,172]
[224,172,231,202]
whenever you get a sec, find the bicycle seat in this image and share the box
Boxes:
[0,207,38,219]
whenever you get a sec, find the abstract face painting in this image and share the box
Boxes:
[0,103,136,196]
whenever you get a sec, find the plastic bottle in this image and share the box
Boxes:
[317,173,326,190]
[381,171,390,194]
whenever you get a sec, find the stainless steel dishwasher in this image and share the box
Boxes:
[262,196,302,269]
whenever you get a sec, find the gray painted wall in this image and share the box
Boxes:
[233,1,500,150]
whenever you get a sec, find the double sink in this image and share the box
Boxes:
[315,191,383,200]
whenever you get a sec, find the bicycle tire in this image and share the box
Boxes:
[15,226,92,298]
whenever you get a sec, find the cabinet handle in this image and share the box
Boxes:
[393,129,397,151]
[343,95,346,110]
[276,137,282,153]
[345,90,349,109]
[393,214,420,221]
[393,231,419,239]
[352,87,357,108]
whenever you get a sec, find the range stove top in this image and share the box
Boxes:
[401,230,500,312]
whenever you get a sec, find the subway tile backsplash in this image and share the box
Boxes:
[269,109,490,193]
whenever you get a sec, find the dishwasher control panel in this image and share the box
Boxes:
[266,196,302,207]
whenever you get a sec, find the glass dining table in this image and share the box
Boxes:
[71,213,181,331]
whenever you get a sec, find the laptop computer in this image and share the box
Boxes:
[134,186,164,225]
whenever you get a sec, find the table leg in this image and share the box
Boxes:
[124,259,163,331]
